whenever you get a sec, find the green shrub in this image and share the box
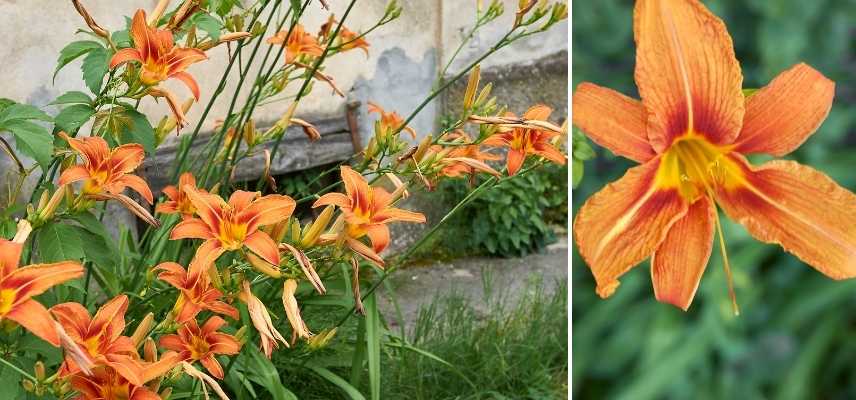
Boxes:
[432,162,568,258]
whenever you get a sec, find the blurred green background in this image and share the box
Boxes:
[572,1,856,399]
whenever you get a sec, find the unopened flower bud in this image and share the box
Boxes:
[131,312,155,347]
[235,326,249,344]
[22,380,35,392]
[34,361,45,381]
[246,252,282,278]
[308,328,337,350]
[300,206,334,248]
[144,337,158,362]
[37,186,67,221]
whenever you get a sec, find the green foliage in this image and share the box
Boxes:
[55,103,96,133]
[0,99,54,169]
[92,104,156,154]
[81,47,111,94]
[432,163,568,257]
[383,279,568,399]
[53,40,103,82]
[571,127,594,189]
[573,0,856,398]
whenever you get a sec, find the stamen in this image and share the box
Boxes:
[712,203,739,315]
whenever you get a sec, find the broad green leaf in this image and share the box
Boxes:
[112,30,131,48]
[54,40,103,81]
[119,107,156,154]
[36,222,84,263]
[50,91,92,106]
[192,13,223,41]
[0,103,52,123]
[4,119,53,169]
[82,47,111,94]
[306,364,367,400]
[55,103,96,133]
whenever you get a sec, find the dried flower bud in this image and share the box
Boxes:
[149,0,171,26]
[72,0,109,38]
[12,220,32,244]
[290,118,321,141]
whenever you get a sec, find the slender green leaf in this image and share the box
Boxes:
[365,294,381,400]
[306,364,367,400]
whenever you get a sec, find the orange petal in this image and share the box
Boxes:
[199,355,224,380]
[6,299,60,346]
[506,148,525,176]
[114,175,153,204]
[228,190,259,211]
[50,302,92,337]
[373,207,426,224]
[573,158,688,297]
[158,334,185,352]
[172,71,201,100]
[90,295,129,343]
[200,315,227,334]
[155,201,178,214]
[7,262,84,301]
[0,239,23,277]
[572,82,655,163]
[208,332,241,354]
[58,165,92,186]
[171,218,214,240]
[522,104,552,121]
[109,144,145,175]
[312,192,351,209]
[183,186,225,230]
[340,166,370,210]
[716,157,856,280]
[733,63,835,156]
[193,239,226,266]
[651,196,714,310]
[346,238,385,268]
[244,231,280,265]
[109,48,143,69]
[63,133,110,166]
[165,48,207,75]
[364,224,390,253]
[241,195,296,232]
[532,141,567,166]
[130,9,155,59]
[634,0,744,151]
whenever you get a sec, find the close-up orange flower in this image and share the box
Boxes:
[482,105,567,176]
[436,131,501,178]
[267,24,324,64]
[51,295,146,384]
[319,15,370,56]
[155,172,200,219]
[0,238,83,347]
[159,316,241,380]
[59,132,154,204]
[572,0,852,311]
[70,359,178,400]
[170,188,296,265]
[110,9,207,125]
[313,166,426,266]
[155,258,239,323]
[367,102,417,139]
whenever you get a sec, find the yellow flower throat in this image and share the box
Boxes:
[655,134,744,201]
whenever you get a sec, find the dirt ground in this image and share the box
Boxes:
[377,235,569,333]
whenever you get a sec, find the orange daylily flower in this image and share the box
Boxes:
[59,133,154,204]
[155,258,239,323]
[52,295,148,385]
[70,358,179,400]
[159,316,241,379]
[368,102,417,139]
[435,131,502,178]
[482,105,566,176]
[155,172,199,219]
[0,238,83,346]
[240,281,287,358]
[110,9,207,125]
[572,0,850,311]
[319,15,370,56]
[170,188,296,265]
[313,166,426,267]
[267,24,324,64]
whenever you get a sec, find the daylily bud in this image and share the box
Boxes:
[37,186,67,221]
[474,82,493,109]
[290,219,301,244]
[131,312,155,347]
[269,218,290,243]
[412,134,433,162]
[462,64,481,110]
[246,252,282,278]
[207,263,223,288]
[250,21,265,37]
[300,206,334,248]
[159,387,173,399]
[235,326,249,344]
[231,15,245,32]
[364,137,379,159]
[34,361,45,381]
[36,190,49,212]
[266,102,298,137]
[168,0,199,31]
[307,328,337,350]
[185,25,198,48]
[149,0,171,26]
[242,119,256,146]
[144,337,158,362]
[197,32,251,51]
[22,380,35,393]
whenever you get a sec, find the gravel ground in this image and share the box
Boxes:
[377,236,569,333]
